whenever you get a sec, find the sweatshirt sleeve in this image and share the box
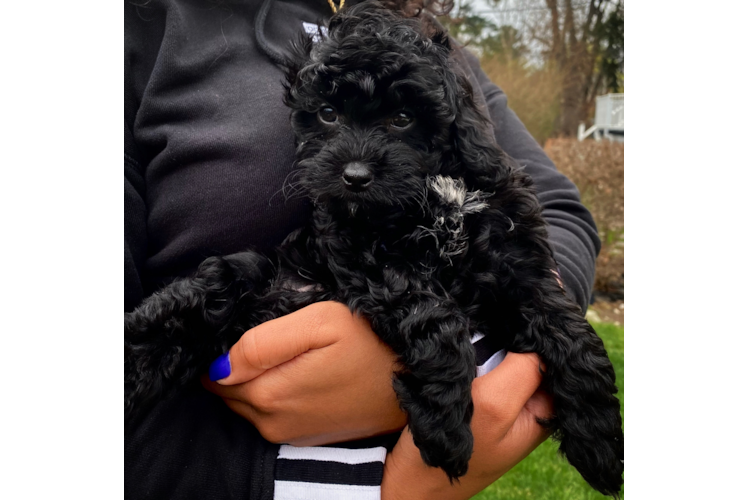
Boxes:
[455,49,601,311]
[124,0,155,314]
[125,118,148,313]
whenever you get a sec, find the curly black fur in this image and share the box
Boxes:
[125,2,623,495]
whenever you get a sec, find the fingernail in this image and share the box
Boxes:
[209,352,231,382]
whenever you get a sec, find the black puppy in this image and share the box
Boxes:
[125,2,623,495]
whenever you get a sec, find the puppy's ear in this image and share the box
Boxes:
[446,72,513,190]
[282,33,316,107]
[430,26,451,51]
[415,12,451,52]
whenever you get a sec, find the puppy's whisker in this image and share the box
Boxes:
[412,186,429,217]
[348,202,359,217]
[283,180,305,198]
[268,169,306,205]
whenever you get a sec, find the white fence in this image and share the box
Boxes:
[578,93,624,142]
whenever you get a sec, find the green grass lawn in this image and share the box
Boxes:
[472,322,624,500]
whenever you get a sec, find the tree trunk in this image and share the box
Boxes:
[555,0,610,135]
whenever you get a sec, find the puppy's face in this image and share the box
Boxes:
[284,5,458,217]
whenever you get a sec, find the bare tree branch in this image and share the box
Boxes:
[546,0,562,63]
[564,0,578,49]
[585,70,603,106]
[582,0,605,42]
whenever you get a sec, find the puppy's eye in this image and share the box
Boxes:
[391,111,413,129]
[318,107,338,124]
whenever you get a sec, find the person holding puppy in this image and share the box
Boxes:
[125,0,600,498]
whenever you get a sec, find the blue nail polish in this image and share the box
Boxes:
[209,352,231,381]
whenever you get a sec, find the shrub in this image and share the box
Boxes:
[480,57,562,146]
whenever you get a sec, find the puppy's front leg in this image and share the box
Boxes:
[125,251,272,423]
[386,299,476,481]
[514,276,624,496]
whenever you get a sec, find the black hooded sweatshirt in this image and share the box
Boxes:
[124,1,601,498]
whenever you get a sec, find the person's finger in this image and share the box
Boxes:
[221,395,262,424]
[524,388,554,421]
[208,301,360,385]
[472,352,545,425]
[491,408,551,476]
[201,373,252,402]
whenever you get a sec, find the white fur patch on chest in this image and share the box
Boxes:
[427,175,489,214]
[424,175,489,264]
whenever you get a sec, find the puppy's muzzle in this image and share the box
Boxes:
[342,162,373,192]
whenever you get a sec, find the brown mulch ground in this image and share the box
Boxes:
[586,297,624,327]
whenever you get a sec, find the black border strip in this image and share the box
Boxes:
[275,459,384,486]
[473,335,498,365]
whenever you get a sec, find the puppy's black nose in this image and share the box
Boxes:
[342,162,373,191]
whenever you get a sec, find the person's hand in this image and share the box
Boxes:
[381,352,553,500]
[201,301,407,446]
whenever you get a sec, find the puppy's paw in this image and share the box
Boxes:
[412,417,473,481]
